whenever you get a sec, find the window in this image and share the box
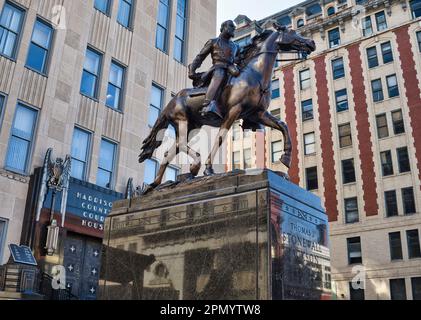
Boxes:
[339,123,352,148]
[385,190,398,217]
[366,46,378,68]
[174,0,188,63]
[117,0,133,28]
[380,150,394,176]
[392,110,405,134]
[349,283,365,300]
[402,187,416,215]
[233,123,241,141]
[271,109,281,120]
[156,0,170,52]
[232,151,241,170]
[375,11,387,31]
[386,74,399,98]
[80,48,102,99]
[410,0,421,19]
[347,237,362,264]
[304,133,315,155]
[362,16,373,37]
[165,166,178,182]
[407,229,421,259]
[342,159,356,184]
[300,69,311,90]
[235,35,251,48]
[271,79,280,99]
[0,218,8,263]
[397,147,410,173]
[332,58,345,80]
[417,31,421,52]
[381,41,393,64]
[144,159,158,184]
[0,2,24,59]
[5,104,37,173]
[301,99,313,121]
[412,277,421,300]
[335,89,348,112]
[371,79,384,102]
[149,84,164,127]
[96,139,117,189]
[345,198,359,224]
[297,19,304,28]
[70,128,91,180]
[305,167,318,191]
[327,7,335,16]
[389,232,403,260]
[26,19,53,74]
[272,140,282,162]
[94,0,111,15]
[244,148,252,169]
[328,28,340,48]
[106,61,125,110]
[376,114,389,138]
[390,279,407,300]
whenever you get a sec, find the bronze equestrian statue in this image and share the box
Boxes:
[139,22,316,194]
[188,20,240,119]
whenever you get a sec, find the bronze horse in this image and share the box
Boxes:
[139,23,316,193]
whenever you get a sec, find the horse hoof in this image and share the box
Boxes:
[280,154,291,168]
[204,167,215,176]
[141,183,156,195]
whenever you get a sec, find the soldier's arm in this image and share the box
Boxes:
[189,39,213,75]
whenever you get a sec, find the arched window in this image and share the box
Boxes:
[327,6,336,16]
[297,19,304,28]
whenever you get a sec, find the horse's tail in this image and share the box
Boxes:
[139,111,171,163]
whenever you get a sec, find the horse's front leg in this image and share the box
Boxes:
[204,104,242,176]
[258,111,292,168]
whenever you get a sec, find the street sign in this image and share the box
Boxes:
[9,244,37,266]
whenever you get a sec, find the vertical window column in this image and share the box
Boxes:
[26,19,53,74]
[106,61,125,110]
[70,128,91,181]
[174,0,188,63]
[0,2,25,59]
[80,48,102,99]
[156,0,170,52]
[96,139,117,189]
[6,104,38,173]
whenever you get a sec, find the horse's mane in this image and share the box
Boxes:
[237,30,274,69]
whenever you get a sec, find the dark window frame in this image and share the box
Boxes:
[389,232,403,261]
[305,167,318,191]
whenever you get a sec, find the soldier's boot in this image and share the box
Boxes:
[201,100,223,119]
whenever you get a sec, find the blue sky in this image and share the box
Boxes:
[217,0,304,29]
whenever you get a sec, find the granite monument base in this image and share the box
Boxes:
[99,169,331,300]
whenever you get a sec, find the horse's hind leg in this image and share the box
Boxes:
[258,111,292,168]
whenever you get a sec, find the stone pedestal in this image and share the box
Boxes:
[99,169,331,300]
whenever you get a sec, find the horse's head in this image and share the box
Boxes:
[273,22,316,55]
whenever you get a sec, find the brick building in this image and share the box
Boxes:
[228,0,421,300]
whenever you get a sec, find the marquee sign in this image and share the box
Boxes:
[44,178,123,235]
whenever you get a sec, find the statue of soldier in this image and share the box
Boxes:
[188,20,241,119]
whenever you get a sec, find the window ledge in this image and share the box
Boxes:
[24,66,48,78]
[105,104,124,114]
[0,168,29,183]
[0,53,17,63]
[80,93,99,103]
